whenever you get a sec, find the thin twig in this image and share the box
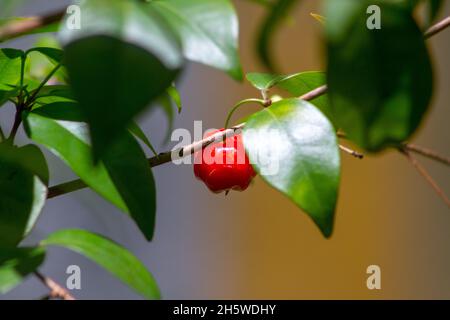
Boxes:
[299,85,328,101]
[403,143,450,167]
[400,148,450,208]
[424,15,450,39]
[34,271,75,300]
[339,144,363,159]
[7,104,23,141]
[0,10,65,41]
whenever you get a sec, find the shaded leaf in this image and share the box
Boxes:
[59,0,183,158]
[243,98,340,237]
[42,229,160,299]
[129,122,158,156]
[31,85,75,106]
[24,104,157,240]
[0,247,45,294]
[325,0,432,151]
[151,0,242,80]
[0,143,48,247]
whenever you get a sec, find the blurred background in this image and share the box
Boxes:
[1,0,449,299]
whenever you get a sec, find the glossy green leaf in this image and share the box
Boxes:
[0,48,23,90]
[42,229,160,300]
[246,72,333,124]
[24,104,157,240]
[246,72,290,90]
[243,98,340,237]
[59,0,183,158]
[151,0,242,80]
[256,0,300,71]
[0,143,48,247]
[326,0,432,151]
[0,247,45,294]
[277,72,333,125]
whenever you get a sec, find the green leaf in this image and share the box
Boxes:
[59,0,183,158]
[151,0,242,80]
[0,88,18,107]
[243,98,340,237]
[129,122,158,156]
[246,72,289,90]
[325,0,433,151]
[32,85,75,106]
[26,47,64,65]
[0,143,49,185]
[42,229,160,300]
[166,84,182,114]
[246,72,333,124]
[0,247,45,294]
[0,48,23,90]
[25,37,67,83]
[256,0,300,71]
[0,143,48,247]
[276,72,333,125]
[24,104,157,240]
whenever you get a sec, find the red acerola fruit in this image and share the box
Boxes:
[194,129,256,193]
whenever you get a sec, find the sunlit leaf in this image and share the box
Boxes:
[42,229,160,299]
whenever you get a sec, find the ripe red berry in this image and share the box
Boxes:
[194,129,256,193]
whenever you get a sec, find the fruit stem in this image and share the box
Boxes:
[224,98,266,129]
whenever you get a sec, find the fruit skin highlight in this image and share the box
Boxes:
[194,129,256,194]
